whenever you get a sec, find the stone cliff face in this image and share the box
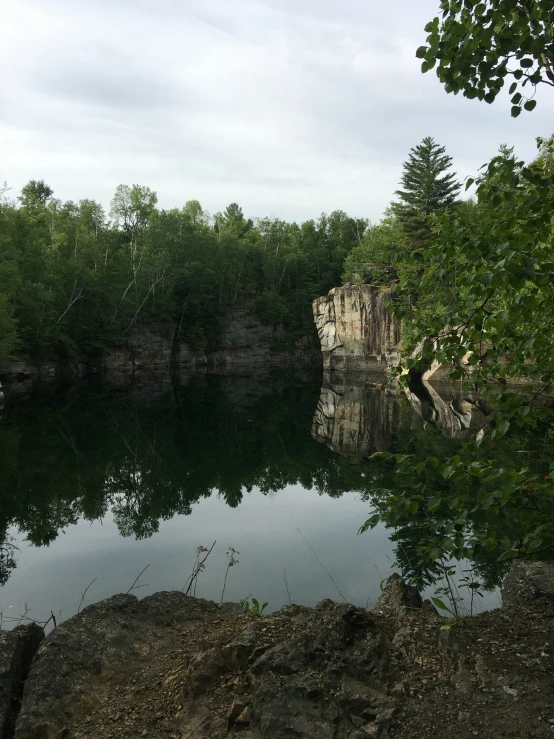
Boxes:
[0,307,319,400]
[313,285,400,372]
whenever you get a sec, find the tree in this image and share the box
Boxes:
[361,8,554,571]
[110,184,157,264]
[416,1,554,117]
[342,212,407,282]
[392,137,460,248]
[20,179,53,207]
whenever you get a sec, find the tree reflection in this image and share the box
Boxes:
[0,370,548,593]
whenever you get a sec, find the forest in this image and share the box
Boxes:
[0,181,367,364]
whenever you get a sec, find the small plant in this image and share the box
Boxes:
[183,542,216,597]
[431,561,484,629]
[220,547,239,604]
[240,594,268,616]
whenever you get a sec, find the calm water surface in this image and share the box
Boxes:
[0,370,502,626]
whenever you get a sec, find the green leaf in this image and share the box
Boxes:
[511,105,522,118]
[415,46,428,59]
[524,100,537,112]
[432,597,455,615]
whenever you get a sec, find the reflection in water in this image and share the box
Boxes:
[0,369,540,620]
[0,372,369,597]
[312,375,399,457]
[311,371,486,459]
[405,375,487,440]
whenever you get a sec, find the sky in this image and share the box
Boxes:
[1,0,553,223]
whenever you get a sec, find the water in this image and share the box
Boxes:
[0,370,510,626]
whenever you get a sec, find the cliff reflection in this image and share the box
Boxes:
[0,370,537,594]
[312,375,399,457]
[312,371,487,458]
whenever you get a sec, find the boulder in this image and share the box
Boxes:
[14,593,225,739]
[501,559,554,607]
[373,574,423,617]
[0,624,44,738]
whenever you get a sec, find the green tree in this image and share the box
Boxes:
[362,8,554,569]
[392,136,460,249]
[19,179,53,208]
[416,1,554,116]
[343,212,407,282]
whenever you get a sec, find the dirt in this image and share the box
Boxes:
[68,610,303,739]
[64,604,554,739]
[11,561,554,739]
[385,603,554,739]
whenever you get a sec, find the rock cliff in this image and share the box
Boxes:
[313,286,400,372]
[0,307,319,400]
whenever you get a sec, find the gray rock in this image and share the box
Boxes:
[501,559,554,607]
[312,286,401,372]
[15,593,222,739]
[373,574,423,616]
[247,601,392,739]
[0,624,44,738]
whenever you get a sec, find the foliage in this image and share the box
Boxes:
[240,595,268,616]
[359,4,554,579]
[0,182,364,364]
[416,0,554,116]
[343,213,407,282]
[391,136,461,249]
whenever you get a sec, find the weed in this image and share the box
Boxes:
[240,595,268,616]
[220,547,239,604]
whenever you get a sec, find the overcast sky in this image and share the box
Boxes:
[2,0,553,223]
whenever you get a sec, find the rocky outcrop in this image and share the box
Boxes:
[501,560,554,607]
[9,563,554,739]
[12,585,416,739]
[177,310,318,371]
[313,286,400,372]
[0,624,44,738]
[0,309,319,402]
[312,376,399,457]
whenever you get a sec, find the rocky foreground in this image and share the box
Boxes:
[1,562,553,739]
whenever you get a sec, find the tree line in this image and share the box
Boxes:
[0,182,367,363]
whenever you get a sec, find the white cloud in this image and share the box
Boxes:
[1,0,553,221]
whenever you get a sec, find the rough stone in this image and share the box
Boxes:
[0,624,44,738]
[14,593,224,739]
[247,601,392,739]
[373,574,423,617]
[501,559,554,607]
[312,286,401,372]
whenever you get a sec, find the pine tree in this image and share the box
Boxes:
[393,137,461,248]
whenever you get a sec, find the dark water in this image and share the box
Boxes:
[0,370,509,626]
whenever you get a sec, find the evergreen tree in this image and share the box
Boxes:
[392,136,460,248]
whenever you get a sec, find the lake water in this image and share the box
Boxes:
[0,369,504,627]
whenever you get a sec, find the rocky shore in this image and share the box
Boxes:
[1,561,553,739]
